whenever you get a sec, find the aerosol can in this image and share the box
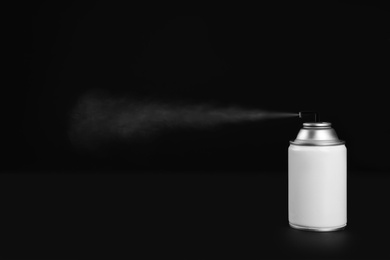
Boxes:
[288,112,347,231]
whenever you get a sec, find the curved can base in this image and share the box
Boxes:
[289,222,346,232]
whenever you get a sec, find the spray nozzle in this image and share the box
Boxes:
[299,111,318,122]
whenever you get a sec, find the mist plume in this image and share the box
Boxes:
[68,91,297,150]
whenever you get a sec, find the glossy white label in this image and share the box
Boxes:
[288,145,347,228]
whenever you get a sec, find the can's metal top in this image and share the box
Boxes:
[303,122,331,128]
[290,122,345,146]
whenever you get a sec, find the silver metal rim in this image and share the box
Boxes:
[289,222,346,232]
[303,122,331,128]
[289,141,345,146]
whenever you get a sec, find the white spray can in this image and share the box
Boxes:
[289,121,346,231]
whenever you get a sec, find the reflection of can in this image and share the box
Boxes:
[289,122,347,231]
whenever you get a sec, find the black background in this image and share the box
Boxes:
[3,1,390,259]
[6,0,390,174]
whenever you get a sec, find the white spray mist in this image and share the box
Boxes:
[68,91,297,150]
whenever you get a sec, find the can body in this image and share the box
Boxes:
[288,144,347,231]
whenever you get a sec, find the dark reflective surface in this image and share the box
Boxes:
[279,226,356,258]
[1,173,388,259]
